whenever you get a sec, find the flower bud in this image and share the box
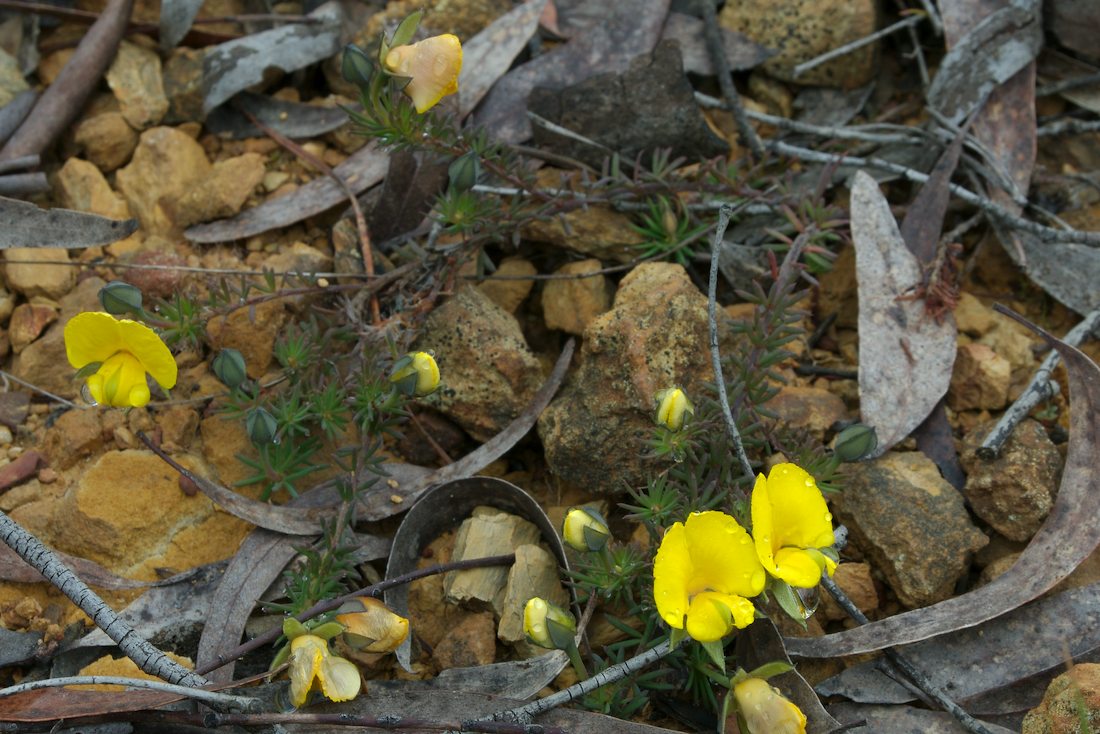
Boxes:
[655,387,693,431]
[246,407,278,445]
[448,152,480,192]
[341,44,374,88]
[732,677,807,734]
[98,281,144,316]
[334,597,409,653]
[389,351,440,397]
[523,597,576,650]
[562,507,610,553]
[833,423,878,462]
[212,348,248,390]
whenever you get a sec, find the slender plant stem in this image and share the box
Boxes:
[488,640,677,723]
[979,307,1100,457]
[698,0,763,158]
[707,203,755,482]
[792,15,925,77]
[821,575,993,734]
[0,511,208,688]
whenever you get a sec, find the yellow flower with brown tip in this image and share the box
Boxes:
[751,463,837,589]
[733,677,807,734]
[334,597,409,654]
[288,634,361,708]
[64,312,177,408]
[383,34,462,113]
[652,511,765,642]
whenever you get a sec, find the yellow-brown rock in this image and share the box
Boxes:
[949,342,1011,411]
[478,257,536,314]
[1023,664,1100,734]
[542,259,612,335]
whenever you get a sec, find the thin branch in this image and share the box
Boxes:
[488,640,677,723]
[792,14,925,77]
[769,140,1100,245]
[1037,118,1100,137]
[137,709,568,733]
[0,369,80,408]
[821,576,994,734]
[708,203,755,482]
[978,307,1100,458]
[1037,71,1100,97]
[698,0,764,157]
[0,676,258,711]
[0,511,208,688]
[195,553,516,676]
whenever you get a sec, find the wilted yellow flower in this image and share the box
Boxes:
[653,511,765,642]
[655,387,693,431]
[334,597,409,653]
[562,507,610,553]
[288,634,361,708]
[389,351,440,397]
[383,34,462,113]
[523,597,576,650]
[751,463,837,589]
[733,677,807,734]
[64,311,177,408]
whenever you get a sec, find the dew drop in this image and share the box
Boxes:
[796,585,821,619]
[80,383,98,406]
[804,478,815,487]
[824,512,832,523]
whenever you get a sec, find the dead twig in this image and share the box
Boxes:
[792,14,925,78]
[0,676,258,711]
[770,140,1100,246]
[978,307,1100,458]
[235,102,381,324]
[0,510,208,688]
[698,0,764,158]
[0,172,48,195]
[821,575,995,734]
[0,0,132,161]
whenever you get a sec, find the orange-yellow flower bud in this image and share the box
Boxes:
[383,34,462,113]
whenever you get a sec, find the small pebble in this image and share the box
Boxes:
[7,446,22,458]
[37,468,57,484]
[0,426,12,444]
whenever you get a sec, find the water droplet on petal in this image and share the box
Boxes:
[804,478,815,487]
[81,383,98,406]
[824,512,832,523]
[796,585,821,619]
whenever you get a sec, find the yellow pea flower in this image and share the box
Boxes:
[523,597,576,650]
[389,351,440,397]
[334,597,409,653]
[652,511,765,642]
[64,312,177,408]
[383,34,462,113]
[733,677,807,734]
[288,634,362,708]
[655,387,693,431]
[751,463,837,589]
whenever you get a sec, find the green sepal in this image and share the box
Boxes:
[546,616,576,651]
[771,580,809,629]
[310,621,346,640]
[719,681,735,734]
[700,639,727,672]
[268,641,291,673]
[668,627,688,649]
[746,661,794,681]
[389,10,422,48]
[819,545,840,566]
[341,44,374,88]
[74,362,103,380]
[283,617,309,640]
[343,632,374,651]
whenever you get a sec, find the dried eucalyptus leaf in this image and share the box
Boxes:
[0,196,137,249]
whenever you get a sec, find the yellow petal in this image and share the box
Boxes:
[734,678,807,734]
[288,635,325,707]
[683,511,765,598]
[94,352,150,408]
[773,547,826,589]
[385,35,463,113]
[116,318,177,389]
[765,464,835,550]
[64,311,123,368]
[685,591,755,642]
[653,521,691,630]
[319,654,361,702]
[335,597,410,653]
[752,472,779,574]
